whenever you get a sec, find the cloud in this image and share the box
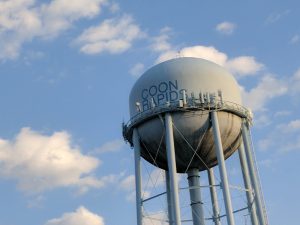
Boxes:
[129,63,145,77]
[74,14,144,55]
[226,56,264,76]
[119,169,166,202]
[151,27,173,52]
[265,10,290,24]
[0,127,114,194]
[156,45,263,77]
[0,0,107,60]
[143,211,168,225]
[40,0,107,38]
[216,21,236,35]
[278,120,300,133]
[0,0,41,59]
[290,68,300,94]
[93,139,124,154]
[109,2,120,13]
[241,75,287,112]
[257,118,300,153]
[290,34,300,44]
[45,206,105,225]
[274,110,291,117]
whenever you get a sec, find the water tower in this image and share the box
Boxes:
[123,57,268,225]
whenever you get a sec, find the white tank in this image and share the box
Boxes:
[125,57,249,172]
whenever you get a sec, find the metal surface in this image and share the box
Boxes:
[187,168,205,225]
[207,168,221,225]
[238,143,259,225]
[132,129,143,225]
[131,111,242,172]
[165,113,182,225]
[211,111,235,225]
[242,121,267,225]
[166,171,174,224]
[129,57,242,118]
[123,57,250,172]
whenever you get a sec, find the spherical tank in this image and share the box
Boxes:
[127,57,246,173]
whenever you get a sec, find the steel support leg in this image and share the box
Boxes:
[238,143,259,225]
[242,120,267,225]
[165,113,182,225]
[187,168,205,225]
[211,111,235,225]
[133,129,143,225]
[207,168,221,225]
[166,171,174,225]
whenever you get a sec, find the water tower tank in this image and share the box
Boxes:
[124,57,251,173]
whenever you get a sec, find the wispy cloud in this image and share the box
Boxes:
[290,34,300,44]
[45,206,105,225]
[0,127,115,194]
[129,63,145,77]
[93,139,125,154]
[258,118,300,153]
[74,14,145,55]
[215,21,236,35]
[265,9,290,24]
[290,68,300,94]
[241,75,287,112]
[119,168,166,202]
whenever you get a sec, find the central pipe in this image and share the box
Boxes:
[187,168,205,225]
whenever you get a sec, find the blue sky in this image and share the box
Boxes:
[0,1,299,225]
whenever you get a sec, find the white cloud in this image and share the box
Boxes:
[45,206,105,225]
[0,127,113,193]
[157,45,227,65]
[40,0,107,38]
[226,56,264,76]
[290,34,300,44]
[93,139,124,154]
[129,63,145,77]
[74,14,144,55]
[216,21,236,35]
[241,75,288,112]
[151,27,172,52]
[0,0,41,59]
[156,45,263,77]
[0,0,107,60]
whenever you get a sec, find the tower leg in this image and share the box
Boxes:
[187,168,205,225]
[165,113,182,225]
[133,129,143,225]
[211,111,235,225]
[207,168,221,225]
[238,143,259,225]
[166,171,174,224]
[242,120,267,225]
